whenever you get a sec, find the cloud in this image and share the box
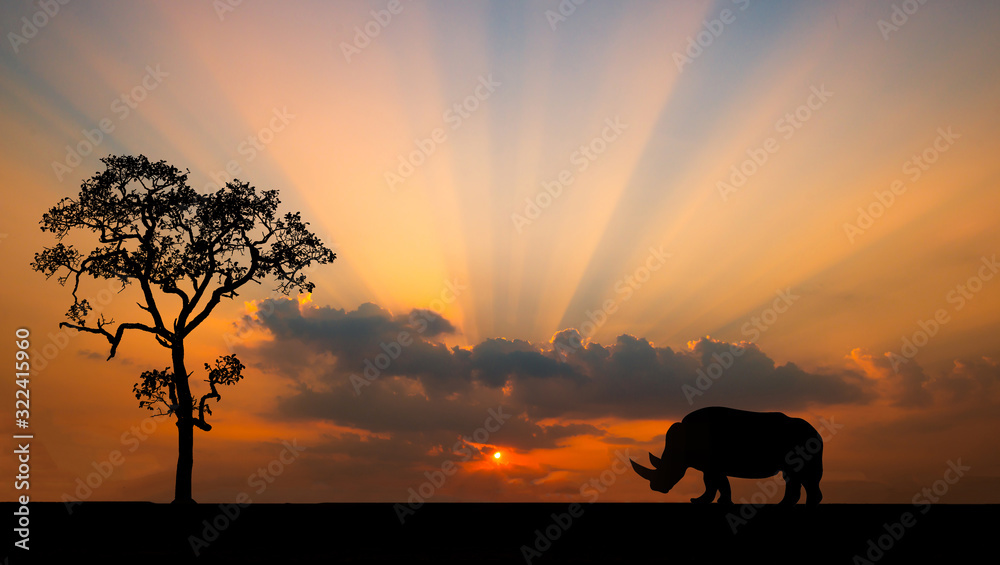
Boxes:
[237,299,874,427]
[846,348,933,407]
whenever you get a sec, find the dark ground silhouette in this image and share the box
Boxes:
[3,501,993,563]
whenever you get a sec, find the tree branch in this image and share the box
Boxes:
[61,320,172,359]
[182,244,261,337]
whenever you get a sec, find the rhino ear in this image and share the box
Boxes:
[630,459,658,481]
[649,453,663,468]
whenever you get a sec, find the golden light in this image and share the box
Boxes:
[243,300,260,320]
[493,451,502,460]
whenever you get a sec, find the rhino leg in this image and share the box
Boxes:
[779,473,802,505]
[802,449,823,506]
[716,476,732,505]
[691,473,727,504]
[804,480,822,506]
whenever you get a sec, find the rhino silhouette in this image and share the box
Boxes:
[630,406,823,505]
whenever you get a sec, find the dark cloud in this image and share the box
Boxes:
[470,337,579,387]
[927,356,1000,403]
[237,299,875,428]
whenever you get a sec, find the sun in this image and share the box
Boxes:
[493,451,502,460]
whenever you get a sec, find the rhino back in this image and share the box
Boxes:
[681,407,820,478]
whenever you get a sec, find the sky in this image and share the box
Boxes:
[1,0,999,506]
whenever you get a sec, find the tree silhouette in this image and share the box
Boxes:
[31,154,335,503]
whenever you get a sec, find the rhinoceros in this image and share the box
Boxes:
[630,406,823,505]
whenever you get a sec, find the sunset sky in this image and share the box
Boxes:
[2,0,999,506]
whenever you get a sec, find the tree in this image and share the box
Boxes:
[31,154,336,503]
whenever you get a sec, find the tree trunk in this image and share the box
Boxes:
[171,341,196,504]
[174,417,195,504]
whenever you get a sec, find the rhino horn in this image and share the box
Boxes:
[648,453,663,468]
[630,458,658,481]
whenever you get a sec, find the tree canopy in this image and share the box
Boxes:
[33,154,335,357]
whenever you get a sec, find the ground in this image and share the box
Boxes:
[3,501,992,563]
